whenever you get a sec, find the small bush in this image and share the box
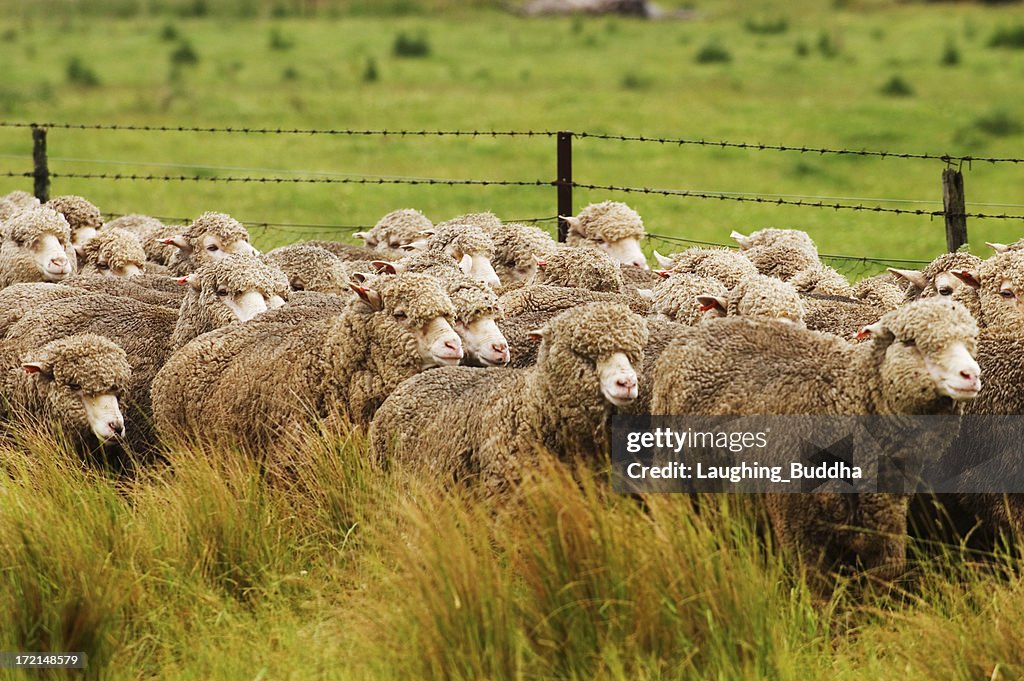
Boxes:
[972,109,1023,137]
[66,56,100,87]
[178,0,208,17]
[392,31,430,58]
[941,39,961,66]
[170,41,199,67]
[1,28,17,42]
[159,23,179,41]
[695,40,732,64]
[817,30,840,58]
[880,74,914,97]
[362,57,379,83]
[282,66,299,81]
[988,24,1024,49]
[620,72,652,90]
[794,40,809,57]
[269,28,294,51]
[744,17,788,35]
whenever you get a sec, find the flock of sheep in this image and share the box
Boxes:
[2,186,1023,591]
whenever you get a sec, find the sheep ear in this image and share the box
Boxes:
[350,272,369,284]
[22,361,53,381]
[654,269,671,279]
[527,328,544,342]
[986,242,1009,253]
[370,260,397,275]
[535,258,547,269]
[887,267,928,290]
[951,269,982,289]
[730,230,752,249]
[458,253,474,274]
[652,250,673,268]
[696,295,727,315]
[161,235,191,252]
[856,320,889,341]
[560,215,584,237]
[401,239,428,252]
[354,231,376,246]
[416,229,436,238]
[349,283,383,311]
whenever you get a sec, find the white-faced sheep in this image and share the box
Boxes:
[531,245,625,292]
[652,298,981,589]
[563,201,648,269]
[163,212,260,276]
[265,243,351,294]
[0,206,76,288]
[652,246,759,289]
[105,214,181,266]
[79,227,147,278]
[488,221,558,285]
[404,218,501,288]
[649,273,728,324]
[370,302,648,495]
[354,208,434,251]
[44,195,104,265]
[889,252,983,321]
[730,227,819,280]
[435,271,509,367]
[0,333,131,451]
[152,272,463,448]
[5,255,289,452]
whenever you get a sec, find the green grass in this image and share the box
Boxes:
[3,421,1024,680]
[0,1,1021,272]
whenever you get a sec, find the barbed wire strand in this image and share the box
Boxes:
[572,181,1024,221]
[3,120,1023,164]
[101,212,559,230]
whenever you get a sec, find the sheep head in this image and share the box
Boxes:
[563,201,648,269]
[2,206,76,282]
[80,227,146,278]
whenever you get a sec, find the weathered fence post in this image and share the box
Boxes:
[943,167,967,252]
[32,125,50,203]
[556,130,573,242]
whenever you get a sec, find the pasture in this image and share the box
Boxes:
[2,1,1024,679]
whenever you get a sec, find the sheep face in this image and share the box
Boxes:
[2,208,76,282]
[198,233,259,264]
[860,299,981,406]
[71,226,99,257]
[952,252,1024,330]
[188,276,286,324]
[410,315,464,367]
[454,250,501,288]
[81,228,146,278]
[597,352,640,406]
[565,201,648,269]
[455,317,510,367]
[596,236,648,269]
[22,335,130,443]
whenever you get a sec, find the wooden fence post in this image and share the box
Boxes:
[556,131,573,242]
[943,167,967,252]
[32,125,50,203]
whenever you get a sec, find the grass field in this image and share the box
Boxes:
[0,0,1022,272]
[3,2,1024,679]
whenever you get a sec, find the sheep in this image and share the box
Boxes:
[2,190,41,209]
[487,221,558,285]
[370,302,648,494]
[786,262,852,296]
[731,227,819,281]
[985,238,1024,253]
[5,256,289,452]
[800,293,884,340]
[0,283,90,337]
[61,273,186,307]
[652,246,759,289]
[693,274,806,327]
[163,211,260,275]
[0,198,17,226]
[532,245,625,292]
[151,272,464,447]
[406,218,501,288]
[851,273,906,311]
[651,298,981,589]
[105,214,181,265]
[78,227,147,278]
[0,333,131,450]
[0,206,76,288]
[650,273,728,324]
[889,252,983,321]
[354,208,433,251]
[265,243,351,294]
[44,195,104,264]
[949,251,1024,330]
[562,201,648,269]
[301,239,380,261]
[431,271,509,367]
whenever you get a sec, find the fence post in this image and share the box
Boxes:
[32,125,50,203]
[556,131,573,242]
[943,167,967,252]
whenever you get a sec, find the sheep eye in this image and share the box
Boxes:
[937,286,953,296]
[393,311,408,321]
[96,262,109,270]
[207,244,219,252]
[216,288,229,297]
[901,339,916,347]
[68,382,82,392]
[999,289,1016,299]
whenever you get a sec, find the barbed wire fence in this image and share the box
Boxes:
[3,121,1024,279]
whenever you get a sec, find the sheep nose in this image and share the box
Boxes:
[960,369,978,383]
[50,256,67,269]
[617,376,637,390]
[445,339,464,357]
[631,258,649,269]
[109,421,124,437]
[491,341,508,355]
